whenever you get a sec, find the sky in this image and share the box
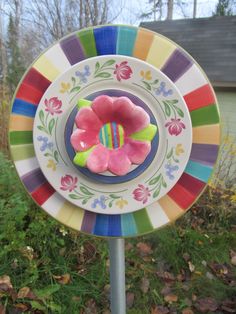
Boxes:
[113,0,221,25]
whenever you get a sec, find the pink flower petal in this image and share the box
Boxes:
[75,107,102,131]
[87,144,110,173]
[122,138,151,164]
[123,106,150,136]
[70,129,99,152]
[108,149,131,176]
[112,97,135,126]
[91,95,114,123]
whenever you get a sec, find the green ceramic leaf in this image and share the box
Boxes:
[109,194,120,199]
[73,146,95,167]
[173,105,184,118]
[149,174,161,185]
[163,101,171,117]
[39,110,44,125]
[48,118,55,135]
[37,125,47,133]
[69,194,80,199]
[153,186,161,198]
[70,86,81,93]
[167,148,173,159]
[143,81,151,90]
[80,186,93,195]
[95,62,100,72]
[77,99,92,109]
[54,151,59,162]
[130,124,157,142]
[101,59,115,68]
[94,72,111,78]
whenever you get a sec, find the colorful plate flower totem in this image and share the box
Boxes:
[9,25,220,237]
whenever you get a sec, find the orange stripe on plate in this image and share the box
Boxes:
[9,115,34,131]
[184,84,216,111]
[158,195,184,222]
[193,124,220,145]
[133,29,154,60]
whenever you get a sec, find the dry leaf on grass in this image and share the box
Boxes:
[140,277,150,294]
[53,273,71,285]
[156,271,175,284]
[194,297,218,313]
[136,242,153,256]
[17,286,37,300]
[161,285,172,296]
[83,298,98,314]
[151,305,170,314]
[220,298,236,313]
[182,308,194,314]
[0,275,13,291]
[164,294,178,303]
[14,303,30,312]
[126,292,135,308]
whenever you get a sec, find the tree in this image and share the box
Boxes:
[213,0,233,16]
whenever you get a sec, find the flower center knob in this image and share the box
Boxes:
[99,122,125,149]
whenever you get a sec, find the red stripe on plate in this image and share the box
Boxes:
[22,68,51,94]
[16,83,44,105]
[178,172,205,196]
[31,182,55,206]
[184,84,216,111]
[167,183,196,210]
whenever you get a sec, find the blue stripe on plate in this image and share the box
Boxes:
[93,214,109,236]
[108,215,122,237]
[12,99,37,117]
[117,26,137,56]
[94,26,118,55]
[121,213,137,236]
[184,160,213,182]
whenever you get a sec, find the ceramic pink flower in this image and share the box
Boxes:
[60,175,78,192]
[70,95,157,176]
[133,184,151,204]
[114,61,133,81]
[44,97,62,115]
[165,118,185,136]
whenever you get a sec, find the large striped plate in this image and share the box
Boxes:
[9,25,220,237]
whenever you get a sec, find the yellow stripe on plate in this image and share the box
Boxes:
[158,195,184,222]
[33,55,61,81]
[146,35,176,69]
[57,201,84,230]
[9,115,34,131]
[193,124,220,145]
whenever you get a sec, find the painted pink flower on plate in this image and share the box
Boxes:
[114,61,133,82]
[70,95,157,176]
[44,97,62,115]
[133,184,151,204]
[60,175,78,192]
[165,118,186,136]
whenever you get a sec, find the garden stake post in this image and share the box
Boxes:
[109,238,126,314]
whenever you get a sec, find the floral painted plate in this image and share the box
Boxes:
[33,55,192,215]
[9,25,220,237]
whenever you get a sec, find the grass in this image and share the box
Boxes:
[0,151,236,313]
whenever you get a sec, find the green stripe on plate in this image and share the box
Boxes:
[133,208,153,234]
[77,28,97,58]
[10,131,33,145]
[11,144,35,161]
[190,105,219,127]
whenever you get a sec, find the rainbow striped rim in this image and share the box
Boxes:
[9,25,220,238]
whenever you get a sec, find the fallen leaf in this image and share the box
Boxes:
[156,271,175,284]
[183,253,190,262]
[151,305,169,314]
[84,298,98,314]
[161,285,172,296]
[0,304,6,314]
[0,275,13,291]
[140,277,150,294]
[230,250,236,258]
[136,242,153,256]
[194,297,218,313]
[192,294,197,302]
[126,292,134,308]
[188,261,195,273]
[14,303,29,312]
[206,272,214,280]
[220,298,236,313]
[208,262,235,286]
[125,242,133,251]
[231,256,236,266]
[182,308,194,314]
[164,294,178,303]
[53,273,71,285]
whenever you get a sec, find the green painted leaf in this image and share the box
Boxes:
[70,86,81,93]
[109,194,120,199]
[82,199,89,205]
[95,62,100,73]
[109,201,113,208]
[153,186,161,198]
[163,101,171,117]
[69,194,80,199]
[37,125,47,133]
[162,178,167,188]
[167,148,173,159]
[54,151,59,162]
[80,186,93,196]
[101,59,115,68]
[48,118,55,135]
[153,79,159,84]
[173,105,184,118]
[130,124,157,142]
[94,72,111,78]
[149,174,161,185]
[71,77,76,86]
[143,81,151,91]
[39,110,44,125]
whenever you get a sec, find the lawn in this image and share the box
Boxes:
[0,152,235,314]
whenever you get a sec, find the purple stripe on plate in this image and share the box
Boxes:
[21,168,47,193]
[190,143,219,166]
[161,49,193,82]
[60,35,85,65]
[81,211,97,233]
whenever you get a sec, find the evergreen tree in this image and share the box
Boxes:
[6,14,25,95]
[214,0,233,16]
